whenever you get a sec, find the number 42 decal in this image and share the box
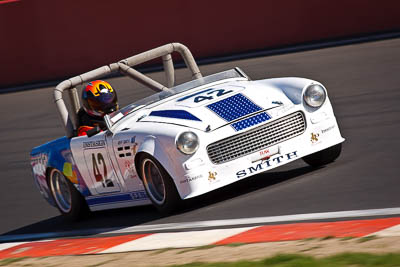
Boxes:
[92,153,114,188]
[178,88,234,103]
[193,89,233,103]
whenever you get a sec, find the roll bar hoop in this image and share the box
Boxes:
[53,43,202,138]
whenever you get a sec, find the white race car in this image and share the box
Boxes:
[30,43,344,219]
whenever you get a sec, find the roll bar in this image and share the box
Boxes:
[54,43,202,138]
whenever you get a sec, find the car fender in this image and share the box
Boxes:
[255,77,316,105]
[134,135,185,197]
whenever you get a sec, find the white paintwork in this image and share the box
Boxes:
[68,73,344,211]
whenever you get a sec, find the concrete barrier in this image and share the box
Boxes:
[1,0,399,88]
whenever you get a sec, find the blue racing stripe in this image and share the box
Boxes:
[86,191,148,206]
[149,110,201,121]
[86,194,132,206]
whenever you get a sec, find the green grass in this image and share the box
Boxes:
[320,235,335,241]
[340,236,355,241]
[178,243,246,254]
[300,245,322,252]
[151,247,177,255]
[358,235,378,243]
[301,238,316,242]
[169,253,400,267]
[0,257,28,266]
[178,245,218,254]
[86,259,116,267]
[225,243,247,248]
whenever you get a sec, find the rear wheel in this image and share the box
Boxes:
[139,155,181,215]
[48,168,89,221]
[302,143,342,167]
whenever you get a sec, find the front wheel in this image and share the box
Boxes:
[139,155,181,215]
[48,168,89,221]
[302,143,342,167]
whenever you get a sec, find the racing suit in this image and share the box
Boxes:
[77,108,106,136]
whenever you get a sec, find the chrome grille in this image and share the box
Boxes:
[207,112,306,164]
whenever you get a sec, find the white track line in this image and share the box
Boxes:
[105,207,400,234]
[0,242,27,251]
[1,207,400,243]
[371,224,400,237]
[101,227,255,253]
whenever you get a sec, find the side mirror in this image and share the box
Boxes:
[87,126,101,137]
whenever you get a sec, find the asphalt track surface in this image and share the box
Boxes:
[0,38,399,238]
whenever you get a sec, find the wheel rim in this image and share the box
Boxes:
[50,169,72,213]
[142,158,166,205]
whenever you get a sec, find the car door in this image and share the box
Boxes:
[70,131,122,195]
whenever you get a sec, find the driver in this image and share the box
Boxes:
[77,80,119,136]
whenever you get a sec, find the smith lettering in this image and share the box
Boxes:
[235,151,298,178]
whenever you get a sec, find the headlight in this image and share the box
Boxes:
[303,84,326,108]
[176,131,199,155]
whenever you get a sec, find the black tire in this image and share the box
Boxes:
[48,168,89,221]
[139,154,181,215]
[302,143,342,167]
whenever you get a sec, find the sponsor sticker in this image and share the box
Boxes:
[250,146,279,162]
[236,151,298,179]
[208,171,217,181]
[321,125,335,134]
[131,190,148,200]
[31,153,48,166]
[180,174,203,184]
[310,132,320,145]
[31,153,48,179]
[83,140,105,149]
[118,139,130,145]
[208,171,221,185]
[124,161,137,179]
[131,142,138,155]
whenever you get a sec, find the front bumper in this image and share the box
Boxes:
[174,105,344,200]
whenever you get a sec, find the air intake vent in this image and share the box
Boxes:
[207,112,306,164]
